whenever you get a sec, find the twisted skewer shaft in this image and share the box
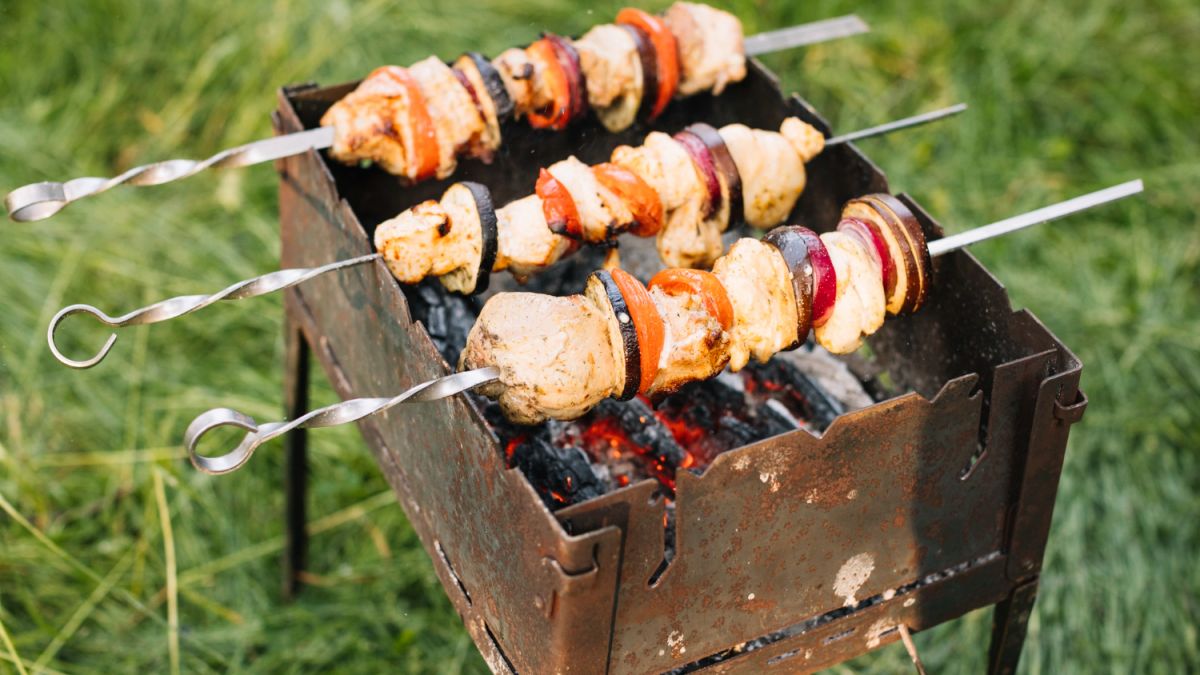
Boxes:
[49,253,380,369]
[5,16,868,222]
[7,128,334,223]
[182,178,1143,476]
[185,367,500,474]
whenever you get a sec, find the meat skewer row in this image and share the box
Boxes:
[175,180,1143,473]
[43,107,965,369]
[322,2,827,183]
[374,105,966,293]
[376,116,824,294]
[461,194,933,423]
[8,8,868,222]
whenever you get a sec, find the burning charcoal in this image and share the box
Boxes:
[654,376,762,468]
[743,358,843,430]
[403,281,481,363]
[550,398,689,491]
[508,436,606,510]
[760,399,803,436]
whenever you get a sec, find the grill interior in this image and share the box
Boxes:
[274,59,1084,674]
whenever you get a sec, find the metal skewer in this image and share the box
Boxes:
[48,253,381,369]
[181,179,1143,476]
[825,103,967,147]
[46,107,963,369]
[926,179,1144,257]
[185,367,500,474]
[5,15,869,223]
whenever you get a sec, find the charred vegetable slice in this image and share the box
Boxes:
[616,8,679,120]
[868,194,931,312]
[461,181,499,294]
[839,216,895,297]
[683,122,742,224]
[789,227,836,327]
[762,225,816,343]
[620,24,657,121]
[673,130,722,218]
[609,269,665,397]
[526,35,587,130]
[591,270,637,400]
[545,34,589,122]
[371,65,439,181]
[464,52,514,120]
[843,197,917,314]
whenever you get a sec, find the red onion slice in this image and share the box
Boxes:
[673,130,722,219]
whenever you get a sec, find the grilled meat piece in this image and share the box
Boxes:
[664,2,746,97]
[320,68,414,177]
[574,24,644,132]
[645,285,730,396]
[460,291,624,424]
[720,121,810,228]
[712,238,799,371]
[493,195,574,282]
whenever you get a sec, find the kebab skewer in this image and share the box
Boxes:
[6,5,868,222]
[183,180,1143,473]
[46,107,963,369]
[374,105,964,285]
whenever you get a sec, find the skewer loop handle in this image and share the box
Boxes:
[185,367,501,475]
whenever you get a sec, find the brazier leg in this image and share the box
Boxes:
[987,578,1039,675]
[282,320,310,601]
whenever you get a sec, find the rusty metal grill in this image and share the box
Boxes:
[271,59,1085,674]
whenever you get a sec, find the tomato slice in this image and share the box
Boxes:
[648,268,734,331]
[371,66,439,181]
[591,162,664,237]
[610,269,665,394]
[535,168,583,239]
[616,8,679,120]
[525,38,572,130]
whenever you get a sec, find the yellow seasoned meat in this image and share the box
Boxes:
[460,292,624,424]
[645,285,730,396]
[713,238,798,370]
[664,2,746,96]
[575,24,644,132]
[546,156,632,243]
[493,47,552,120]
[719,120,812,228]
[373,183,486,294]
[612,132,727,268]
[320,68,414,177]
[492,195,574,282]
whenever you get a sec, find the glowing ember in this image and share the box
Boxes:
[482,358,838,510]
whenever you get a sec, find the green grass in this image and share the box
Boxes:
[0,0,1197,672]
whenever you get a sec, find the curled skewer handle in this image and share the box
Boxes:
[48,252,381,369]
[6,127,334,222]
[185,367,501,474]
